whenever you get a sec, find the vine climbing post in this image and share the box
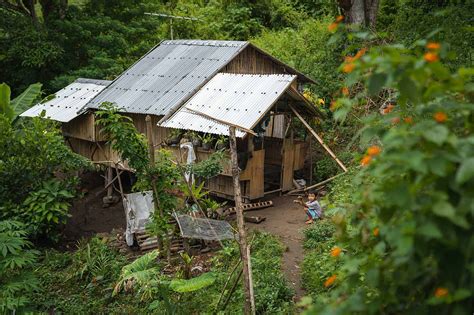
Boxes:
[229,126,255,315]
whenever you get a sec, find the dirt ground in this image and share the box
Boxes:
[64,171,127,242]
[249,195,308,300]
[64,172,308,300]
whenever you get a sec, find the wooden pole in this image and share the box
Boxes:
[289,105,348,172]
[309,136,313,185]
[229,126,255,315]
[106,166,113,199]
[145,115,155,163]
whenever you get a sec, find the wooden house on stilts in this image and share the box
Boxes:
[22,40,345,202]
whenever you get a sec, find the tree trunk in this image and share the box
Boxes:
[337,0,380,28]
[229,126,255,315]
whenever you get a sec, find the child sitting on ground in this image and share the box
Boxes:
[303,192,322,224]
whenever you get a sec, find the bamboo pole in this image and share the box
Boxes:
[229,126,255,315]
[289,104,348,172]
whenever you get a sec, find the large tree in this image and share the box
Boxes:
[337,0,380,28]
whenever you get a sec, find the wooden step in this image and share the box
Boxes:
[226,200,273,215]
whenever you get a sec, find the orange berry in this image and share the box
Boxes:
[434,287,449,298]
[373,227,379,236]
[328,22,338,32]
[391,117,400,124]
[324,274,337,287]
[404,116,413,124]
[342,86,349,96]
[343,63,355,73]
[335,15,344,23]
[361,155,372,166]
[433,112,447,123]
[367,145,381,156]
[426,42,441,50]
[424,52,439,63]
[330,246,342,257]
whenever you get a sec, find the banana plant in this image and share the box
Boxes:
[0,83,42,122]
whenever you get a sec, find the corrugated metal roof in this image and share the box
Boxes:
[20,78,110,122]
[87,40,248,116]
[160,73,296,138]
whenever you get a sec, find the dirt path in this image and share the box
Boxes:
[249,195,307,300]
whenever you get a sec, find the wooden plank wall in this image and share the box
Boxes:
[222,45,289,75]
[62,113,96,141]
[281,140,295,191]
[264,114,285,139]
[62,112,171,145]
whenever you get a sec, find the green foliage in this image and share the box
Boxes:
[0,220,39,313]
[31,237,142,314]
[73,237,125,286]
[303,220,336,249]
[113,250,161,300]
[191,150,227,178]
[313,151,353,182]
[95,102,149,172]
[306,35,474,314]
[21,179,75,239]
[209,231,294,314]
[0,113,88,234]
[0,82,42,122]
[169,272,216,293]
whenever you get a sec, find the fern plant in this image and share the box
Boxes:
[0,220,39,313]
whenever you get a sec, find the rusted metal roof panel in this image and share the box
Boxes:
[160,73,296,138]
[20,78,110,122]
[86,40,248,116]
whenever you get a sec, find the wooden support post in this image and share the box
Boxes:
[106,166,113,199]
[289,105,348,173]
[247,134,254,153]
[309,136,313,185]
[229,126,255,315]
[145,115,155,163]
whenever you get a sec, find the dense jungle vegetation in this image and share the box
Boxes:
[1,0,473,314]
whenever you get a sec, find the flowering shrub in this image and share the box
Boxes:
[305,37,474,314]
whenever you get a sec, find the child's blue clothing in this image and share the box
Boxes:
[305,200,322,219]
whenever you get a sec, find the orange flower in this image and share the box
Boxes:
[335,15,344,23]
[424,52,439,63]
[361,155,372,166]
[328,22,338,32]
[404,116,413,124]
[433,111,447,123]
[434,287,449,298]
[330,246,342,257]
[391,117,400,124]
[330,101,338,111]
[344,55,355,63]
[373,227,379,236]
[354,48,367,60]
[343,62,355,73]
[367,145,381,156]
[382,104,395,114]
[324,274,337,287]
[342,86,349,96]
[426,42,441,50]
